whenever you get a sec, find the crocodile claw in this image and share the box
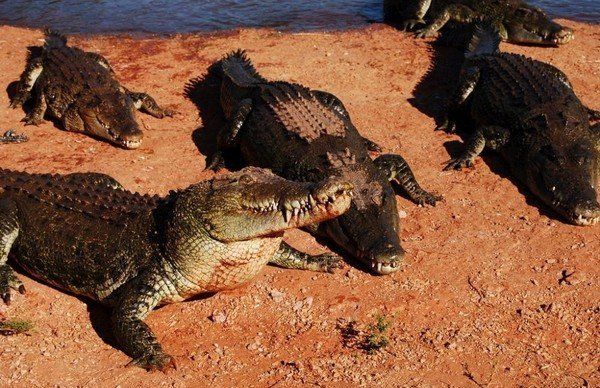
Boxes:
[0,266,25,306]
[21,115,43,126]
[400,19,425,31]
[129,353,176,372]
[414,28,437,39]
[443,157,474,171]
[417,191,444,206]
[205,151,225,171]
[311,252,344,273]
[436,117,457,133]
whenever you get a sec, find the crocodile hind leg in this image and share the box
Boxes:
[414,4,476,38]
[207,98,253,171]
[9,56,43,109]
[444,125,510,171]
[0,196,24,305]
[112,269,175,371]
[374,154,442,206]
[269,242,343,273]
[21,91,47,126]
[125,90,175,119]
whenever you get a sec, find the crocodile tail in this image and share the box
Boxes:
[43,28,67,49]
[466,23,501,58]
[220,49,266,88]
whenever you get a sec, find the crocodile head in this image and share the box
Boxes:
[503,6,573,46]
[316,165,404,275]
[202,167,353,242]
[524,122,600,226]
[78,92,143,149]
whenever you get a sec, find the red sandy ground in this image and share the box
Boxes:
[0,21,598,387]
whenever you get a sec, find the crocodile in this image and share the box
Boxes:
[9,29,173,149]
[207,50,441,275]
[0,167,353,370]
[0,130,28,144]
[383,0,574,46]
[438,25,600,225]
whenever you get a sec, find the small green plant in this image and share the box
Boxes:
[363,314,392,354]
[0,319,34,336]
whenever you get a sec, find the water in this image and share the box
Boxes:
[0,0,596,35]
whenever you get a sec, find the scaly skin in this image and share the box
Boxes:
[384,0,574,46]
[439,25,600,225]
[209,50,441,275]
[9,30,173,149]
[0,167,352,370]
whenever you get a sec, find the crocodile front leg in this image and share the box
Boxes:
[112,269,175,371]
[415,4,476,38]
[0,196,24,305]
[269,241,343,273]
[126,90,175,119]
[444,125,510,170]
[374,154,442,206]
[208,98,253,171]
[10,56,43,109]
[21,91,47,126]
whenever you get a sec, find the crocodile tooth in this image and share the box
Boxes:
[376,263,382,273]
[291,200,301,209]
[292,208,300,218]
[284,209,292,222]
[308,195,317,207]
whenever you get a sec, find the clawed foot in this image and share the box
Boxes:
[414,27,437,39]
[0,266,26,305]
[158,107,177,118]
[436,117,457,133]
[309,253,344,273]
[9,99,24,109]
[205,151,224,171]
[21,114,43,126]
[444,156,474,171]
[129,353,176,372]
[400,18,425,31]
[414,190,443,206]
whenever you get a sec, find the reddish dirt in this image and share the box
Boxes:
[0,22,598,387]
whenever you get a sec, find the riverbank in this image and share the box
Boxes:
[0,22,598,386]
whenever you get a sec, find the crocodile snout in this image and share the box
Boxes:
[366,240,405,275]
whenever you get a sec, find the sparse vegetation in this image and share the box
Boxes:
[363,314,392,354]
[0,318,34,336]
[337,314,393,354]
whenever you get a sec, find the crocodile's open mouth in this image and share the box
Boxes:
[243,180,354,228]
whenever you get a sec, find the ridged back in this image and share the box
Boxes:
[0,169,161,226]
